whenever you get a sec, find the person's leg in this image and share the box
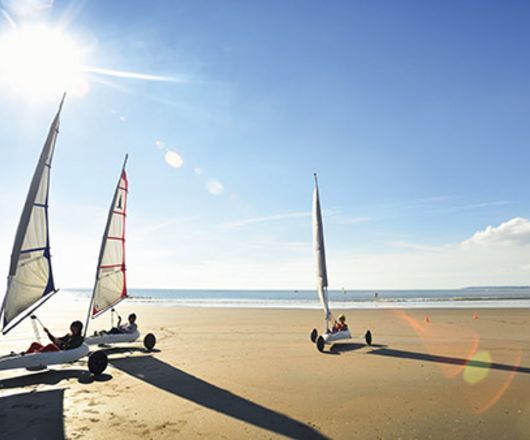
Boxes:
[26,342,44,354]
[38,343,60,353]
[108,327,121,334]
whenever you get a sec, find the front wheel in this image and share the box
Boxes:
[310,328,318,343]
[364,330,372,346]
[88,351,108,375]
[144,333,156,351]
[316,336,325,353]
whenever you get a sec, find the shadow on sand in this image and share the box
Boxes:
[0,369,112,390]
[0,389,65,439]
[110,356,326,439]
[99,346,161,356]
[329,343,387,355]
[368,347,530,374]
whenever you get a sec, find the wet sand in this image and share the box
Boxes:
[1,304,529,439]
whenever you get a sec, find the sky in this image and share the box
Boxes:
[1,0,530,290]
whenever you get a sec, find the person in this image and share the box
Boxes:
[25,321,84,354]
[99,313,138,335]
[331,314,348,333]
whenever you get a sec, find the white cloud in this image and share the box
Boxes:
[193,167,203,175]
[221,211,310,229]
[329,215,371,225]
[462,217,530,248]
[164,150,183,169]
[206,179,223,195]
[155,140,165,150]
[388,240,447,253]
[428,200,514,214]
[82,66,192,84]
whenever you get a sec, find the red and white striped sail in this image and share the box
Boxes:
[91,157,128,317]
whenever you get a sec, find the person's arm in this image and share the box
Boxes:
[44,328,57,344]
[117,316,122,327]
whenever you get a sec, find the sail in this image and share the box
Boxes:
[90,156,128,318]
[312,174,330,320]
[0,96,65,334]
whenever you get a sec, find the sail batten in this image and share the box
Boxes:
[0,95,65,334]
[89,156,128,321]
[313,174,331,321]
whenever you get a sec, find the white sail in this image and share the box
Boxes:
[313,174,330,321]
[90,156,129,318]
[0,96,65,334]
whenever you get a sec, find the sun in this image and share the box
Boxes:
[0,25,89,99]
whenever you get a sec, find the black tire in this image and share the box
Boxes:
[310,328,318,343]
[365,330,373,346]
[316,336,325,352]
[144,333,156,351]
[88,351,108,375]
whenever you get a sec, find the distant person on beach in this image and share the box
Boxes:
[25,321,84,354]
[98,313,138,335]
[332,314,348,332]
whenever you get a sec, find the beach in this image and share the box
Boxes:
[1,304,529,439]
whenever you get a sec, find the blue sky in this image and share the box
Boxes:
[1,0,530,289]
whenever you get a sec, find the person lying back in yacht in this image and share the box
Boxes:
[331,314,348,333]
[97,313,138,336]
[25,321,84,354]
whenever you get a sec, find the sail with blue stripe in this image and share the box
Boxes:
[0,95,65,334]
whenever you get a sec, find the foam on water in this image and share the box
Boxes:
[62,287,530,309]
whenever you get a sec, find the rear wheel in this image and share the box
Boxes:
[88,351,108,375]
[144,333,156,351]
[310,328,318,343]
[365,330,372,346]
[316,336,325,352]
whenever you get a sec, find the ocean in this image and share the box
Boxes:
[64,286,530,309]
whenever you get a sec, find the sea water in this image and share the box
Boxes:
[63,287,530,309]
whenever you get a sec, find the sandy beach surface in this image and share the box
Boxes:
[1,303,529,439]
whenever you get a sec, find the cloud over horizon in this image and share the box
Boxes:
[462,217,530,249]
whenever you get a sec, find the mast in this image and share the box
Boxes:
[0,94,66,334]
[84,155,129,337]
[313,173,331,328]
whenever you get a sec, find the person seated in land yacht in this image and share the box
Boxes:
[331,314,348,333]
[96,313,138,336]
[25,320,84,354]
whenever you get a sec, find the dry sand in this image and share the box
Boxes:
[1,304,529,439]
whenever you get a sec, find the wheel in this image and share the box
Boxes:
[144,333,156,351]
[88,351,108,375]
[316,336,325,352]
[365,330,372,346]
[310,328,318,343]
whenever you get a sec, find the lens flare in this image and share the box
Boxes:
[463,351,492,385]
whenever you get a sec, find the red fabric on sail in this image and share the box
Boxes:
[91,167,128,317]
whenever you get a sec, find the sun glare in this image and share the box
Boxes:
[0,25,88,99]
